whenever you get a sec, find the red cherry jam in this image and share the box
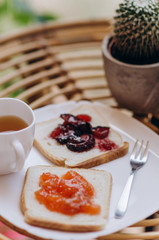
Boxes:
[92,126,109,139]
[35,170,100,215]
[95,138,118,151]
[76,114,91,122]
[49,113,118,152]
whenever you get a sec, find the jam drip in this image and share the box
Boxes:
[35,170,101,215]
[49,113,118,152]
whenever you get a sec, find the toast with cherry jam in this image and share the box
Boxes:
[34,104,129,168]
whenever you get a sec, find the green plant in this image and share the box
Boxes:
[0,0,58,33]
[111,0,159,64]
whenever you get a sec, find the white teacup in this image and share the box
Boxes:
[0,98,35,175]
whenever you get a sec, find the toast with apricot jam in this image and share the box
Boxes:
[21,165,112,231]
[34,104,129,168]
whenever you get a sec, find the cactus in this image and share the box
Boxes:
[111,0,159,64]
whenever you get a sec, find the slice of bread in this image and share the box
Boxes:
[20,165,112,232]
[34,104,129,168]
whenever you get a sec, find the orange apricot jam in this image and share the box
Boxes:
[35,170,101,215]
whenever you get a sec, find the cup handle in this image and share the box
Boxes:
[10,140,25,172]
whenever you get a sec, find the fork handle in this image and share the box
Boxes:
[115,170,135,218]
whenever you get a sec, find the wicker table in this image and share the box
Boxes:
[0,19,159,240]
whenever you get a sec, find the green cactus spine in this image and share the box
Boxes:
[112,0,159,64]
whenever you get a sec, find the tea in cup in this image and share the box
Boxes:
[0,98,35,174]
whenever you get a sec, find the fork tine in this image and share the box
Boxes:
[131,139,138,158]
[136,140,144,160]
[142,141,149,162]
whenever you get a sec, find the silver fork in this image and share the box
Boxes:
[115,140,149,218]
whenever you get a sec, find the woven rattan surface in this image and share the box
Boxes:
[0,19,159,240]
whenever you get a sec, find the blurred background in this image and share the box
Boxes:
[0,0,121,33]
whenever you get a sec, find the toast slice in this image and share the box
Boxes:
[20,165,112,232]
[34,104,129,168]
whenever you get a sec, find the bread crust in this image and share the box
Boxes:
[20,166,112,232]
[24,218,104,232]
[20,168,30,215]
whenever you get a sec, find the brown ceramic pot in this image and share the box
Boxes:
[102,35,159,114]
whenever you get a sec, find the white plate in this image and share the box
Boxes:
[0,101,159,240]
